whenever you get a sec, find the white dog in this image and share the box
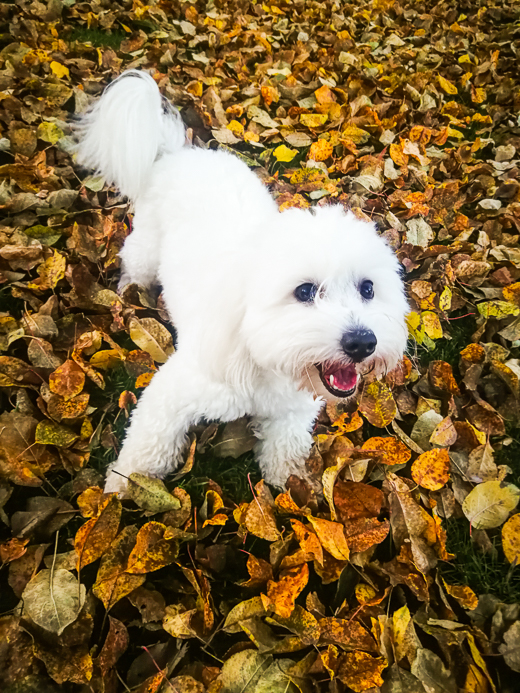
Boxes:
[76,70,409,494]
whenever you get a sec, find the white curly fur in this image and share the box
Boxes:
[75,70,409,494]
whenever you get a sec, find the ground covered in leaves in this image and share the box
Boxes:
[1,0,520,691]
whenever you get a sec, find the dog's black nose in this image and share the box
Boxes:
[341,329,377,362]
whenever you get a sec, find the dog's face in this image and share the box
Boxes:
[242,205,409,399]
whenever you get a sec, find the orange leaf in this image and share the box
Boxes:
[343,517,390,553]
[361,436,411,465]
[337,651,388,691]
[333,480,385,522]
[265,562,309,618]
[290,519,324,564]
[320,617,377,651]
[331,409,363,433]
[502,513,520,564]
[429,360,461,395]
[443,580,479,609]
[75,494,121,571]
[307,516,350,561]
[309,139,333,161]
[49,359,85,400]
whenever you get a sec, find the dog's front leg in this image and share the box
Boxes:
[104,353,206,495]
[253,393,323,490]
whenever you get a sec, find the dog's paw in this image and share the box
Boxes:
[104,471,129,497]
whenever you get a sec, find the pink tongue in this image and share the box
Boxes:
[328,365,358,391]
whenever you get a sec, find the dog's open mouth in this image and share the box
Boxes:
[316,363,359,398]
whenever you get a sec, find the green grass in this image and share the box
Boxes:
[417,312,477,373]
[495,423,520,488]
[440,518,520,604]
[68,26,126,49]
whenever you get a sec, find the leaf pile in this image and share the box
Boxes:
[1,0,520,691]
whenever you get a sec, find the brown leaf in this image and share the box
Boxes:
[94,616,129,678]
[49,359,85,400]
[319,617,377,652]
[333,480,385,522]
[240,554,274,588]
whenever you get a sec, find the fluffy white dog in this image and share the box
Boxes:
[76,70,409,494]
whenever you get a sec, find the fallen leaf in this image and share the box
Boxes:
[411,448,451,490]
[126,473,181,513]
[502,513,520,564]
[462,481,520,530]
[337,651,388,691]
[22,568,86,635]
[359,380,397,427]
[128,317,175,363]
[75,494,122,571]
[265,562,309,618]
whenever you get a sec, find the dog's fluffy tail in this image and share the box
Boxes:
[75,70,185,201]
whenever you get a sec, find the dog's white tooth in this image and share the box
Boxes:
[329,375,335,387]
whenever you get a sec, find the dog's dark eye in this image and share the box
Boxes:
[360,280,374,300]
[294,283,318,303]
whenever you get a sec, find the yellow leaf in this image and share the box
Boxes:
[128,317,174,363]
[421,311,443,339]
[50,61,69,79]
[273,144,297,162]
[342,125,370,144]
[227,119,244,136]
[439,286,452,312]
[37,122,64,144]
[411,448,450,490]
[307,516,350,561]
[28,250,66,291]
[245,480,280,541]
[359,380,396,427]
[462,480,520,530]
[502,513,520,564]
[443,580,479,609]
[438,75,458,94]
[478,300,520,320]
[300,113,328,128]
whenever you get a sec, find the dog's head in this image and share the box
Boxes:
[242,205,409,400]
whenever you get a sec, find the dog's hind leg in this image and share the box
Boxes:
[253,393,323,490]
[118,206,162,291]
